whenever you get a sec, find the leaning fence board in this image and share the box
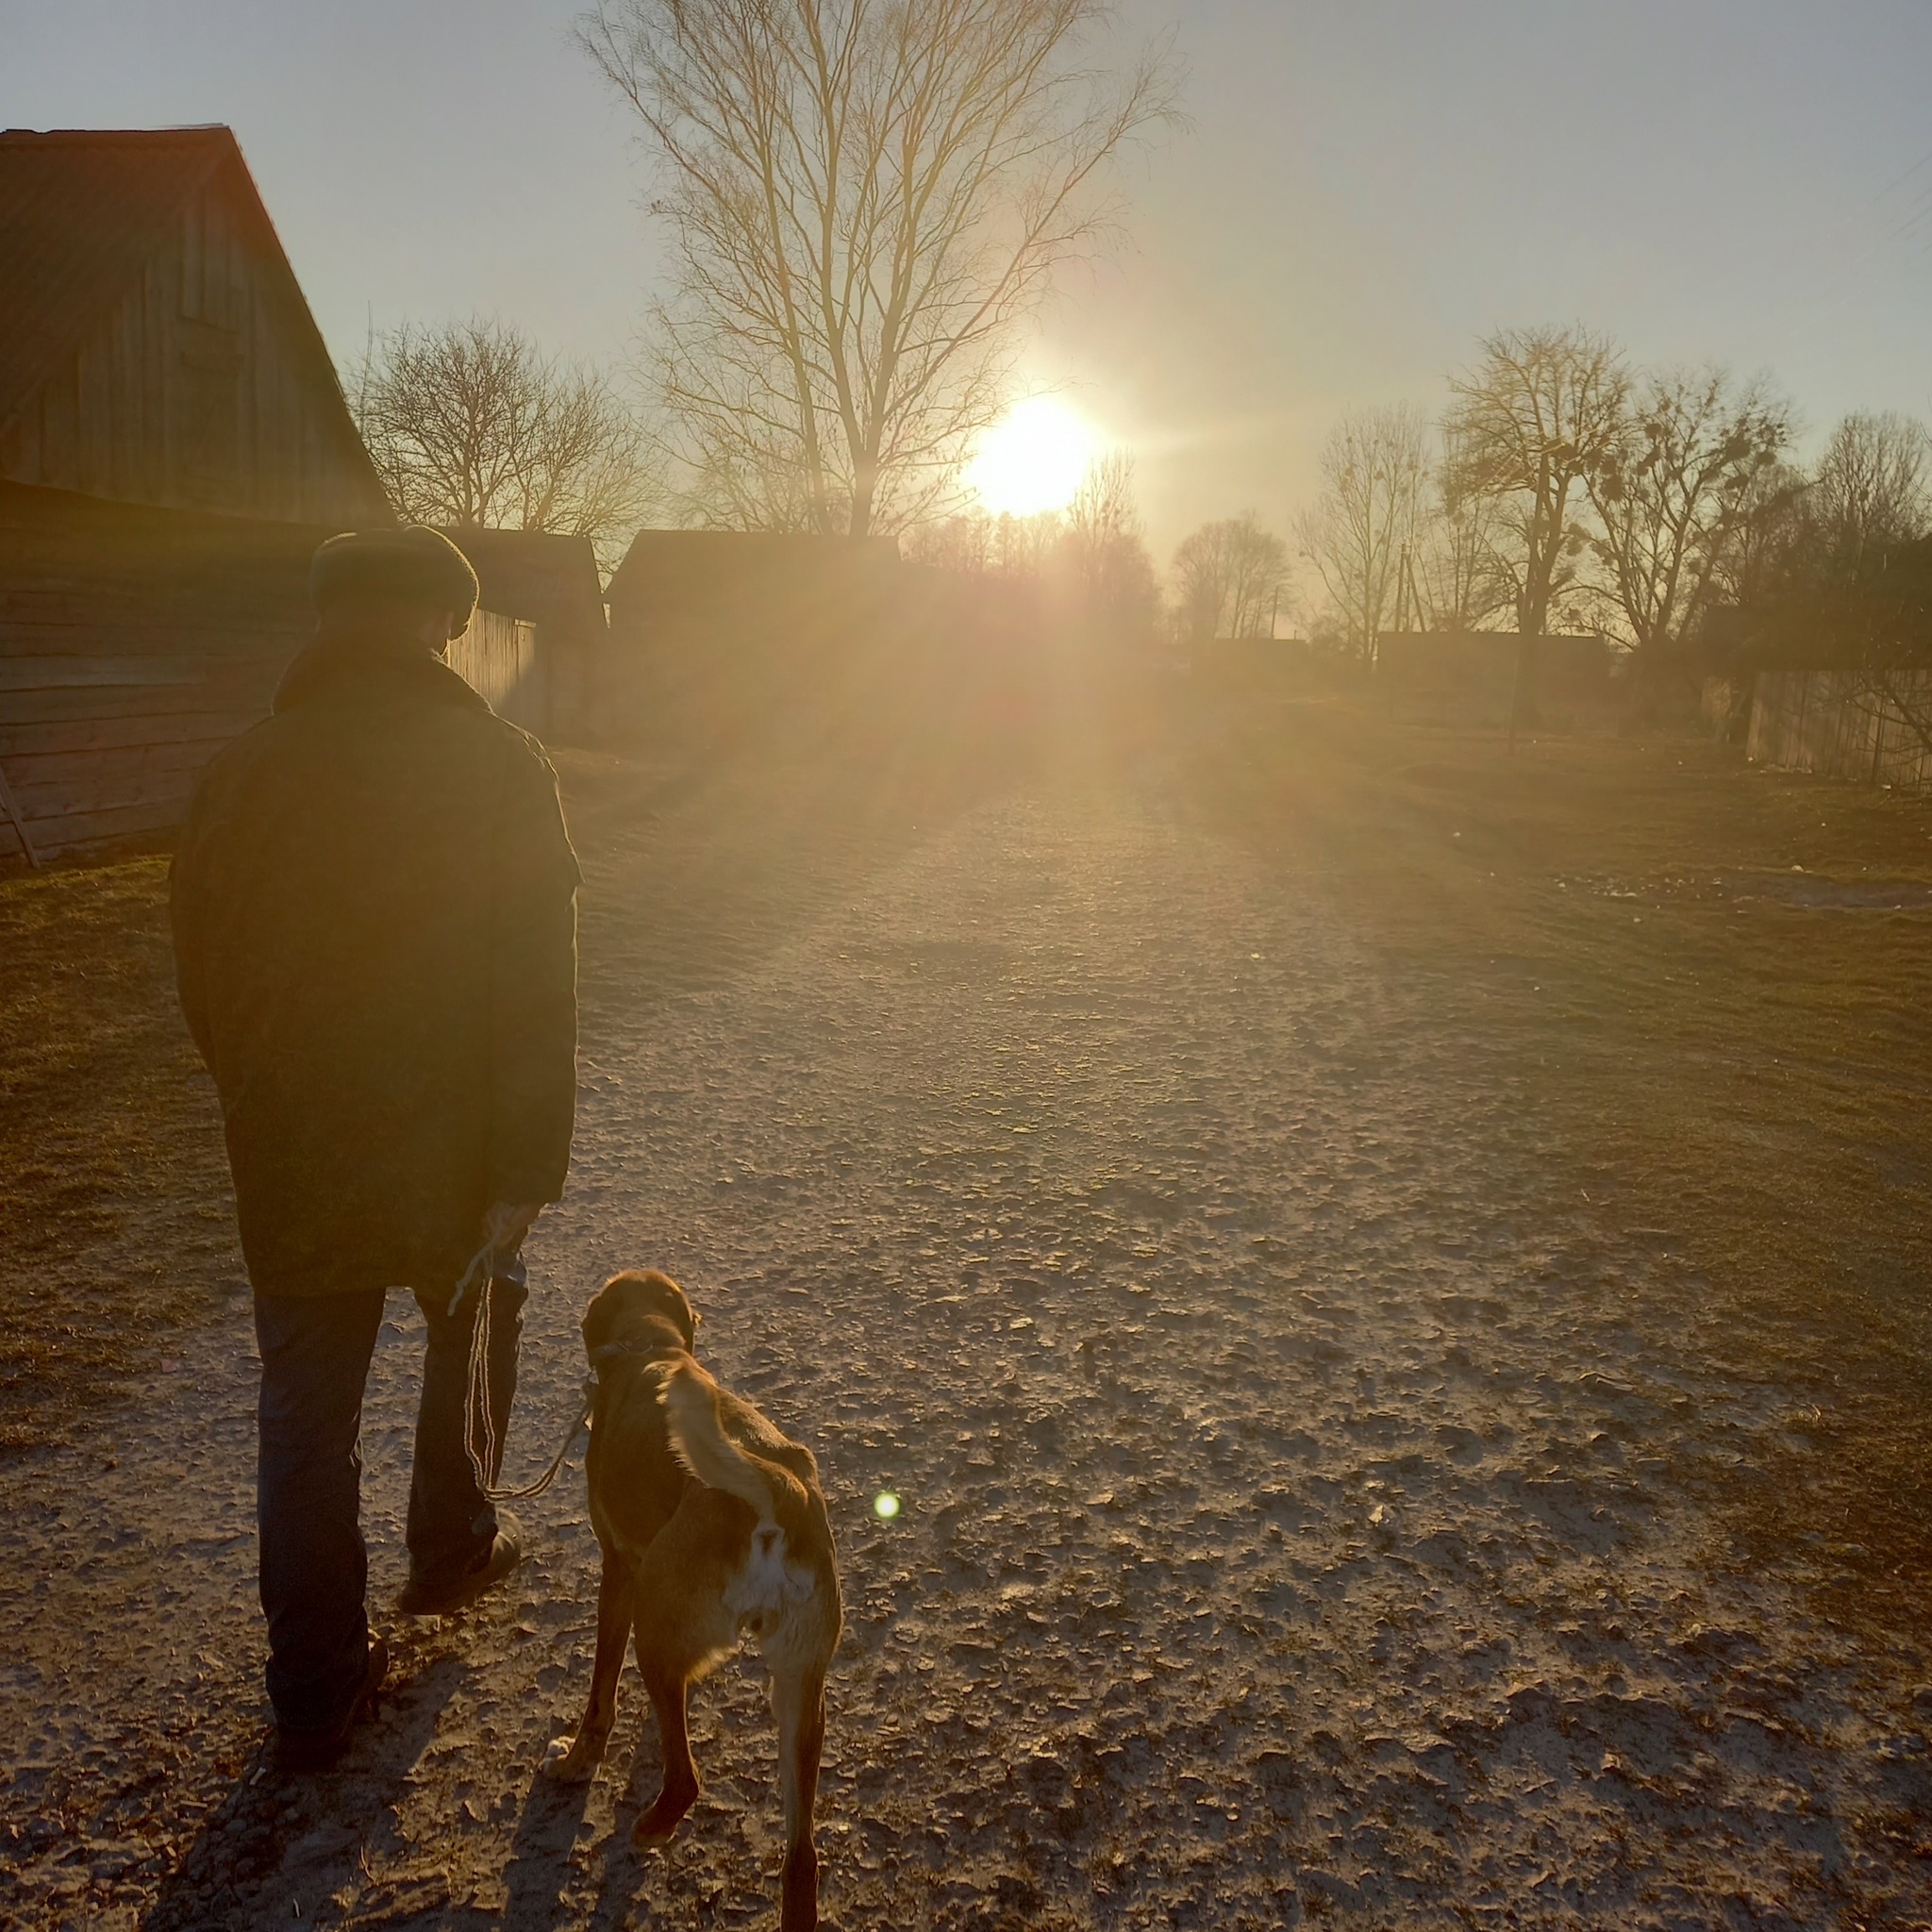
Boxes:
[0,794,188,859]
[16,758,204,823]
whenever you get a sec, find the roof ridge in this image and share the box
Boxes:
[1,125,234,142]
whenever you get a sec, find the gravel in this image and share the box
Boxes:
[3,766,1929,1930]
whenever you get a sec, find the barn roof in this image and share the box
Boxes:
[0,125,361,461]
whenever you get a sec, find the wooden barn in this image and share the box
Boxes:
[0,125,391,863]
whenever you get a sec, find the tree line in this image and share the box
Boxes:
[1282,325,1932,686]
[340,0,1928,688]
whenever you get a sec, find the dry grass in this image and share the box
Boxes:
[0,858,239,1454]
[1185,696,1932,1638]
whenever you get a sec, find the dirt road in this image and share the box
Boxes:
[4,743,1930,1930]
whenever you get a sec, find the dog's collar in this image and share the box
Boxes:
[590,1340,685,1369]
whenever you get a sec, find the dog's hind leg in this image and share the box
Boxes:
[544,1546,634,1782]
[773,1661,828,1932]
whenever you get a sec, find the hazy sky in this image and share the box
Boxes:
[7,0,1930,558]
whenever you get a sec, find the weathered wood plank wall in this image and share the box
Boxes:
[446,611,545,736]
[0,175,384,526]
[0,482,319,860]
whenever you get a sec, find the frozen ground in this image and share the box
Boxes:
[4,758,1930,1930]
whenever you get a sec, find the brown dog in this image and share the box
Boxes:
[543,1271,841,1931]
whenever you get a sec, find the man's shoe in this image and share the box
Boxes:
[395,1509,525,1617]
[274,1635,389,1774]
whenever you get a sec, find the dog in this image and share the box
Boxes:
[543,1271,841,1931]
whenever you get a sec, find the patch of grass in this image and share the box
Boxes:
[0,858,239,1454]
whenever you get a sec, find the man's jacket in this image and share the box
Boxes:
[170,621,580,1298]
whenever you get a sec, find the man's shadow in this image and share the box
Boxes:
[139,1646,471,1931]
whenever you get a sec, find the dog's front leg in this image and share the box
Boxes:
[543,1548,634,1782]
[774,1664,828,1932]
[633,1655,702,1844]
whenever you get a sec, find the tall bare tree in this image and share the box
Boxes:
[1293,404,1428,658]
[1586,366,1793,667]
[1810,410,1932,567]
[352,320,655,572]
[578,0,1176,537]
[1444,325,1628,637]
[1414,442,1511,632]
[1063,450,1158,635]
[1172,513,1289,641]
[904,452,1157,636]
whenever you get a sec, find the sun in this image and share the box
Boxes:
[964,396,1102,517]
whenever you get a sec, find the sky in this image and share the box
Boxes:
[6,0,1930,560]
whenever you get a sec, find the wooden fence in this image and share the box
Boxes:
[1747,669,1932,791]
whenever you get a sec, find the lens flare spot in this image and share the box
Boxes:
[873,1491,902,1521]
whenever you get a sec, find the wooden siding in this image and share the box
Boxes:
[0,172,386,527]
[447,610,545,735]
[0,483,321,861]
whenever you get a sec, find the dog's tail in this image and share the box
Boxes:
[659,1359,788,1523]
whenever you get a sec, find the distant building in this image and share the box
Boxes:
[0,125,391,861]
[604,530,906,738]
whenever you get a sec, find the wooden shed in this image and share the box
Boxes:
[0,125,392,863]
[603,530,906,739]
[441,526,608,741]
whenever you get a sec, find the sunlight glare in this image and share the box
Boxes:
[965,397,1102,517]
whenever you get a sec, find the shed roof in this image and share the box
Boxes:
[606,529,903,621]
[443,526,608,649]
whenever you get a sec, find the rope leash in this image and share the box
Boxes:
[452,1241,593,1505]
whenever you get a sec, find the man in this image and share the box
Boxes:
[171,527,580,1771]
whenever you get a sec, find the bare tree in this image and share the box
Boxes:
[578,0,1176,537]
[1444,325,1628,637]
[1586,366,1793,669]
[904,451,1157,637]
[905,507,1060,575]
[352,320,655,571]
[1710,458,1813,612]
[1414,442,1511,632]
[1172,513,1289,641]
[1063,450,1158,636]
[1293,404,1428,659]
[1810,410,1932,568]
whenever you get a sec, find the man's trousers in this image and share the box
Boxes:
[251,1273,525,1731]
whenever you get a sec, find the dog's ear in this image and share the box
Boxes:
[668,1280,699,1352]
[636,1271,699,1352]
[580,1273,634,1357]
